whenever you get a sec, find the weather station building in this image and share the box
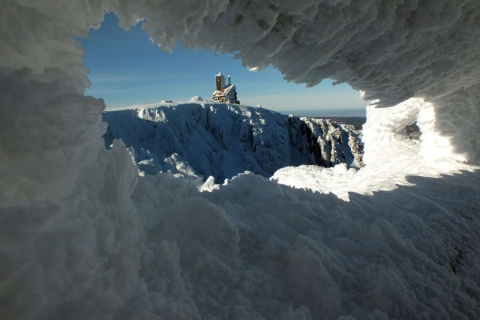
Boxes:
[212,72,240,104]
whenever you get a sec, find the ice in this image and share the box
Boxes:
[1,0,480,319]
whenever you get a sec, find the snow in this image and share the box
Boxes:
[273,98,476,200]
[1,1,480,319]
[103,102,362,182]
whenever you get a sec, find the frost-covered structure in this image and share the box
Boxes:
[212,73,240,104]
[190,96,203,102]
[2,1,480,319]
[103,102,363,181]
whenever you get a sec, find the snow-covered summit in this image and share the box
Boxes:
[103,102,363,182]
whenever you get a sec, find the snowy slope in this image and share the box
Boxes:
[103,102,363,182]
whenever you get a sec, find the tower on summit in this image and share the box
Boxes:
[212,72,240,104]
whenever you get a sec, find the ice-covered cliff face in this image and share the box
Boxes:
[103,103,363,182]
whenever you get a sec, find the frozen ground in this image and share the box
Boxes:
[1,1,480,319]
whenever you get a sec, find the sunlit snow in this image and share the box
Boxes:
[103,102,363,183]
[273,98,477,200]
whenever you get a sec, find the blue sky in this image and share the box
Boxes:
[79,13,364,113]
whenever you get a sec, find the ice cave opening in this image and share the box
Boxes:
[1,1,480,319]
[80,12,367,185]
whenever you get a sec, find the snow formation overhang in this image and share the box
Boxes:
[3,0,480,161]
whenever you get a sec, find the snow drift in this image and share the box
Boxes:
[103,102,363,181]
[1,0,480,319]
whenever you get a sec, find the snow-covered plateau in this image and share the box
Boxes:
[2,1,480,319]
[103,102,363,183]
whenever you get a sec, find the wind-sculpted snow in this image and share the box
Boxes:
[7,0,480,162]
[2,0,480,319]
[273,98,475,200]
[103,103,363,182]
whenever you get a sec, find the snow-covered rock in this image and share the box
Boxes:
[103,102,363,181]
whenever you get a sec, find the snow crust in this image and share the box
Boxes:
[1,1,480,319]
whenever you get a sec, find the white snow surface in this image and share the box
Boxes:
[273,98,476,200]
[102,102,363,183]
[1,1,480,319]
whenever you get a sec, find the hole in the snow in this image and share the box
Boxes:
[79,13,363,112]
[81,13,365,182]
